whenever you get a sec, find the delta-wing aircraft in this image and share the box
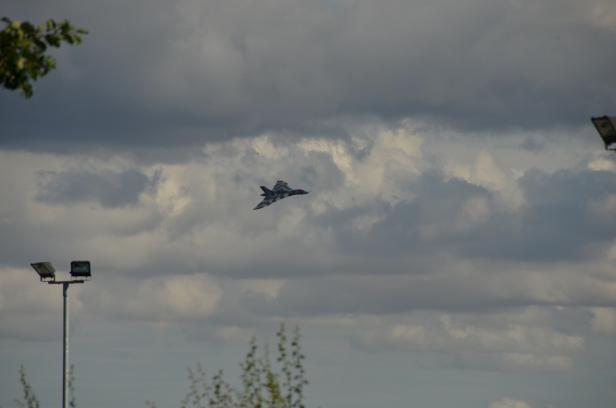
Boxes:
[253,180,309,210]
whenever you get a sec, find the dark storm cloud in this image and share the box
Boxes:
[308,171,492,256]
[461,168,616,261]
[307,167,616,263]
[35,168,159,208]
[520,136,546,153]
[1,0,615,153]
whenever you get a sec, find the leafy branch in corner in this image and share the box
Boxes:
[0,17,87,98]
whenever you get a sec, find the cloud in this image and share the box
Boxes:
[591,307,616,335]
[2,126,616,295]
[588,0,616,32]
[85,274,223,322]
[349,312,582,371]
[0,267,77,340]
[1,124,615,361]
[454,167,616,262]
[501,353,573,371]
[271,263,616,318]
[1,0,615,154]
[2,2,616,406]
[491,398,532,408]
[0,151,165,268]
[385,315,582,354]
[36,168,160,208]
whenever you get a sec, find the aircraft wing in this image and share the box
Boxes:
[253,195,278,210]
[273,180,291,192]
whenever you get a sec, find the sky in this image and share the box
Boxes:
[1,0,616,407]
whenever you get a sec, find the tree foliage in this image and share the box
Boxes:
[10,364,76,408]
[68,364,77,408]
[11,326,311,408]
[148,324,311,408]
[0,17,87,98]
[14,366,40,408]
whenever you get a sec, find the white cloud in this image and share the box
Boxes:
[588,0,616,32]
[0,267,81,340]
[353,312,582,371]
[95,274,222,322]
[502,353,573,371]
[588,156,616,173]
[446,150,523,210]
[490,398,532,408]
[591,307,616,335]
[0,123,615,383]
[0,267,59,314]
[299,121,423,208]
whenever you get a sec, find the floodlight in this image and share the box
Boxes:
[70,260,91,278]
[29,259,91,408]
[31,262,56,281]
[591,116,616,150]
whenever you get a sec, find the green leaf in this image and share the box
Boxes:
[1,16,86,98]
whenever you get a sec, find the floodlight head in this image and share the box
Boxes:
[591,116,616,150]
[70,260,91,279]
[31,262,56,281]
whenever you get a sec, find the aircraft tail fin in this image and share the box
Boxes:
[260,186,273,196]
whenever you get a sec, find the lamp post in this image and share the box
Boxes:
[591,116,616,150]
[30,261,91,408]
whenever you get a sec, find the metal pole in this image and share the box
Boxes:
[62,282,69,408]
[32,262,89,408]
